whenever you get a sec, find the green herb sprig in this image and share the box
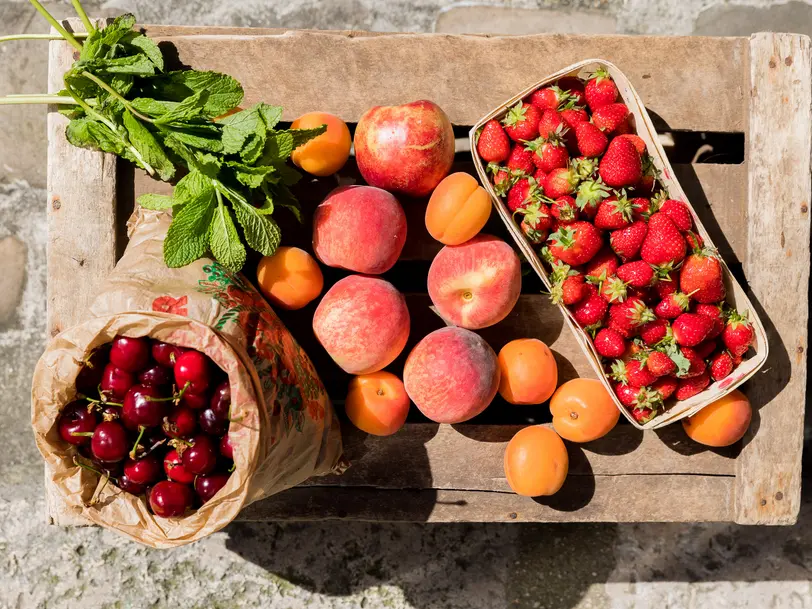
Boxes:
[1,1,325,272]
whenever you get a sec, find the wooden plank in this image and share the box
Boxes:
[735,33,811,525]
[240,474,734,522]
[139,30,748,132]
[302,424,736,492]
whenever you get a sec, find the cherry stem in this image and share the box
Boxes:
[85,396,122,407]
[129,426,146,460]
[73,456,108,479]
[71,431,94,437]
[228,463,236,473]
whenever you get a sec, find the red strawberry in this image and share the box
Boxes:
[592,103,630,133]
[722,310,755,357]
[571,284,608,326]
[545,166,580,198]
[694,303,725,339]
[710,351,734,381]
[646,351,677,377]
[530,86,573,111]
[585,246,619,280]
[675,371,711,400]
[680,249,726,304]
[561,106,589,131]
[654,292,691,319]
[532,168,548,184]
[575,122,608,157]
[574,177,611,219]
[502,101,541,142]
[594,193,634,230]
[628,285,657,304]
[538,108,567,139]
[672,313,713,347]
[630,197,654,221]
[573,156,599,180]
[634,155,659,195]
[639,317,668,346]
[678,346,707,379]
[599,137,642,188]
[594,328,626,358]
[524,133,570,173]
[557,77,586,105]
[655,195,693,232]
[613,119,633,135]
[600,276,629,303]
[685,232,704,252]
[610,220,648,261]
[640,213,686,265]
[630,406,656,423]
[506,177,542,212]
[616,134,647,155]
[651,376,678,400]
[614,383,643,408]
[608,297,655,338]
[694,340,717,359]
[610,359,657,387]
[489,165,515,197]
[476,120,510,163]
[655,269,679,299]
[516,202,552,244]
[506,144,536,175]
[616,260,654,288]
[585,67,618,110]
[548,221,603,266]
[560,274,588,305]
[550,195,578,225]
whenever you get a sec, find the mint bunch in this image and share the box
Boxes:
[1,3,325,272]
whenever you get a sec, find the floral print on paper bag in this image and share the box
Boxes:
[151,295,188,316]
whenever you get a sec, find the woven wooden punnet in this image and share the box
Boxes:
[470,59,769,429]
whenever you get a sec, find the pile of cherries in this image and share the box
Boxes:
[57,335,236,518]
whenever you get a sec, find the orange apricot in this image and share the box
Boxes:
[504,425,568,496]
[682,389,752,447]
[425,172,492,245]
[345,372,410,436]
[498,339,558,405]
[291,112,352,176]
[550,378,619,443]
[256,246,324,310]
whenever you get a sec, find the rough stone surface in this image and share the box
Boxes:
[0,235,26,326]
[2,1,812,608]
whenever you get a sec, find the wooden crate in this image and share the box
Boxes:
[46,27,810,525]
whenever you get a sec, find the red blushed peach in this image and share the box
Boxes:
[403,327,500,423]
[427,234,522,329]
[313,185,407,275]
[354,100,455,197]
[313,275,410,374]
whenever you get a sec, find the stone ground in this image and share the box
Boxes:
[2,1,812,607]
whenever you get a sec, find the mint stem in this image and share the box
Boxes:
[0,33,88,43]
[0,95,81,105]
[28,0,83,51]
[71,0,96,35]
[81,71,154,124]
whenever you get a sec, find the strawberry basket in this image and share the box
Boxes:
[470,59,769,430]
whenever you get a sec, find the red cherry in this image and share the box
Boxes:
[91,421,129,463]
[163,407,198,439]
[58,402,98,445]
[220,434,234,460]
[182,435,218,475]
[180,391,210,410]
[174,351,212,394]
[209,381,231,418]
[149,480,193,517]
[122,384,169,430]
[117,473,146,495]
[138,365,173,388]
[194,473,230,504]
[75,346,110,394]
[164,449,195,484]
[199,408,228,436]
[109,336,151,372]
[100,364,135,400]
[151,342,187,368]
[122,453,163,486]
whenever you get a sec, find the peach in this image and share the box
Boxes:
[427,234,522,329]
[313,185,407,275]
[313,275,410,374]
[345,372,410,436]
[403,327,500,423]
[354,100,455,197]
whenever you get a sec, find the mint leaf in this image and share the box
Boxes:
[220,104,266,156]
[66,118,126,156]
[262,131,294,164]
[122,110,175,181]
[275,163,303,186]
[290,125,327,150]
[80,14,136,61]
[163,190,215,268]
[277,200,303,222]
[88,55,157,76]
[209,201,246,271]
[124,33,164,71]
[149,71,243,117]
[226,161,275,189]
[175,171,213,204]
[130,98,178,117]
[232,199,281,256]
[162,129,223,153]
[154,91,208,125]
[258,104,283,130]
[137,193,176,210]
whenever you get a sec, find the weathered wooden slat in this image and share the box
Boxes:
[139,30,748,133]
[301,424,736,492]
[240,474,734,522]
[734,33,811,525]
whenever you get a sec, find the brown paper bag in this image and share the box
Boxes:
[32,209,343,548]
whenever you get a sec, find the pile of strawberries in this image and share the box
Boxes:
[476,67,756,423]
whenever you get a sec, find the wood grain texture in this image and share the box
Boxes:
[240,475,734,522]
[140,30,748,132]
[735,33,812,525]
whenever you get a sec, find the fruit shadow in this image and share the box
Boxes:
[533,443,595,512]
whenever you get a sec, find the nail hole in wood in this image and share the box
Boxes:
[801,204,808,213]
[775,491,784,501]
[769,58,777,69]
[50,327,60,337]
[780,232,785,248]
[798,345,804,354]
[51,197,61,211]
[642,74,651,79]
[508,512,517,520]
[78,259,85,267]
[785,56,793,66]
[760,498,767,506]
